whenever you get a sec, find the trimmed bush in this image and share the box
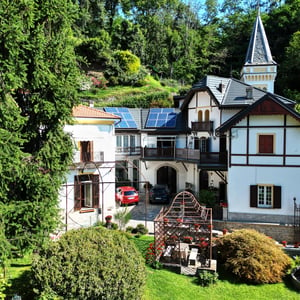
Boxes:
[217,229,291,284]
[197,270,218,287]
[31,227,146,299]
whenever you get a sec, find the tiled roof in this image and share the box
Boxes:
[244,13,276,65]
[72,105,120,119]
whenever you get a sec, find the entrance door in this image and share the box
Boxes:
[157,166,176,194]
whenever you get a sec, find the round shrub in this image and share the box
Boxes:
[217,229,291,284]
[197,270,218,287]
[31,227,146,299]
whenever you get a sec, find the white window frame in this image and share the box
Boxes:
[257,184,273,208]
[82,181,93,207]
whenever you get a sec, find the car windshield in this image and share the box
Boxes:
[153,188,167,194]
[124,191,136,196]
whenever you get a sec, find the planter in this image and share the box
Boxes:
[291,267,300,291]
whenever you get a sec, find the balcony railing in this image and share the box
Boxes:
[191,121,214,132]
[116,146,141,155]
[141,147,227,166]
[74,151,104,163]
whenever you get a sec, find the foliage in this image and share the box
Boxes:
[114,207,131,230]
[0,0,80,255]
[197,270,219,287]
[131,224,149,236]
[31,227,146,300]
[104,50,147,86]
[198,189,217,207]
[288,255,300,274]
[216,229,291,284]
[145,242,163,269]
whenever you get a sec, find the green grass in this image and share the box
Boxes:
[79,75,185,103]
[132,235,300,300]
[4,235,300,300]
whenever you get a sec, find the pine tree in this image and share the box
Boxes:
[0,0,80,252]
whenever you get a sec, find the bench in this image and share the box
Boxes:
[188,248,198,266]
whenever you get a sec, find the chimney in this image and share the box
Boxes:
[218,83,225,93]
[246,86,253,99]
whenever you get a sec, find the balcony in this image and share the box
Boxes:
[191,121,214,133]
[141,147,227,169]
[116,146,141,156]
[71,151,105,169]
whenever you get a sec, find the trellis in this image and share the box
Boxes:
[154,191,213,270]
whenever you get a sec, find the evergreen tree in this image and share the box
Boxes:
[0,0,80,252]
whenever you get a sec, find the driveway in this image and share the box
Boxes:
[117,191,166,234]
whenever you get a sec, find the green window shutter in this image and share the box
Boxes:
[250,185,258,207]
[273,186,281,208]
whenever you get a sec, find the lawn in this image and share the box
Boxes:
[4,235,300,300]
[133,235,300,300]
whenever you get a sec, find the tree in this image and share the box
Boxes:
[0,0,80,253]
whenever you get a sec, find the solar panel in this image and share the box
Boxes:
[104,107,137,129]
[145,108,177,128]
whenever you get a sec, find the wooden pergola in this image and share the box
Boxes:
[154,191,214,273]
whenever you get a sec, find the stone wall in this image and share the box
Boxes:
[213,220,297,244]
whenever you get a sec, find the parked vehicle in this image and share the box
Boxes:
[149,184,171,204]
[115,186,139,205]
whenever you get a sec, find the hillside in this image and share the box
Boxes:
[78,74,188,108]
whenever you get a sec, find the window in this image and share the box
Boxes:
[198,110,203,122]
[80,141,93,162]
[258,134,274,154]
[74,174,99,210]
[205,110,210,122]
[258,185,273,207]
[250,185,281,208]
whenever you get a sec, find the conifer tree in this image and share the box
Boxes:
[0,0,80,252]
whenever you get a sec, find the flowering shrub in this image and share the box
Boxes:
[176,218,183,223]
[163,218,169,223]
[194,223,201,230]
[105,215,112,222]
[91,76,107,89]
[183,236,193,243]
[145,242,164,269]
[281,241,287,247]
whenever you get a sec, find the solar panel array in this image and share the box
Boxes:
[145,108,177,128]
[104,107,137,129]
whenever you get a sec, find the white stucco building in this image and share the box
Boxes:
[60,105,120,230]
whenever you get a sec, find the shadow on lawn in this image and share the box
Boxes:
[5,270,35,300]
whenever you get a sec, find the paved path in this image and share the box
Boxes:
[116,192,165,234]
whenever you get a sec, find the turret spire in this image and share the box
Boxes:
[240,6,277,93]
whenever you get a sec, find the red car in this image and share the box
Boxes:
[115,186,139,205]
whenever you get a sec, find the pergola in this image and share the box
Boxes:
[154,191,214,272]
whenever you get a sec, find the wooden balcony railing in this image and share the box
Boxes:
[141,147,227,165]
[191,121,214,132]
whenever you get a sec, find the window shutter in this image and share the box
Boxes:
[89,141,94,161]
[92,175,99,208]
[273,186,281,208]
[250,185,258,207]
[74,176,81,210]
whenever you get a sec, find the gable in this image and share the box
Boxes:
[250,98,288,115]
[217,94,300,134]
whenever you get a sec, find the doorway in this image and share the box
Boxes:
[157,166,177,194]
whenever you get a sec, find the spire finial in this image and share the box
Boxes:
[257,0,260,15]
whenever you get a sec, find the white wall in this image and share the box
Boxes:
[228,166,298,217]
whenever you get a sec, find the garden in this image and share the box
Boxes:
[2,226,300,300]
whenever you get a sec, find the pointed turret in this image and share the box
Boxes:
[241,7,277,93]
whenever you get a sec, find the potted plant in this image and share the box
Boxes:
[281,240,287,247]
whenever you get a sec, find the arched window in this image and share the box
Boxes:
[205,110,210,122]
[198,110,203,122]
